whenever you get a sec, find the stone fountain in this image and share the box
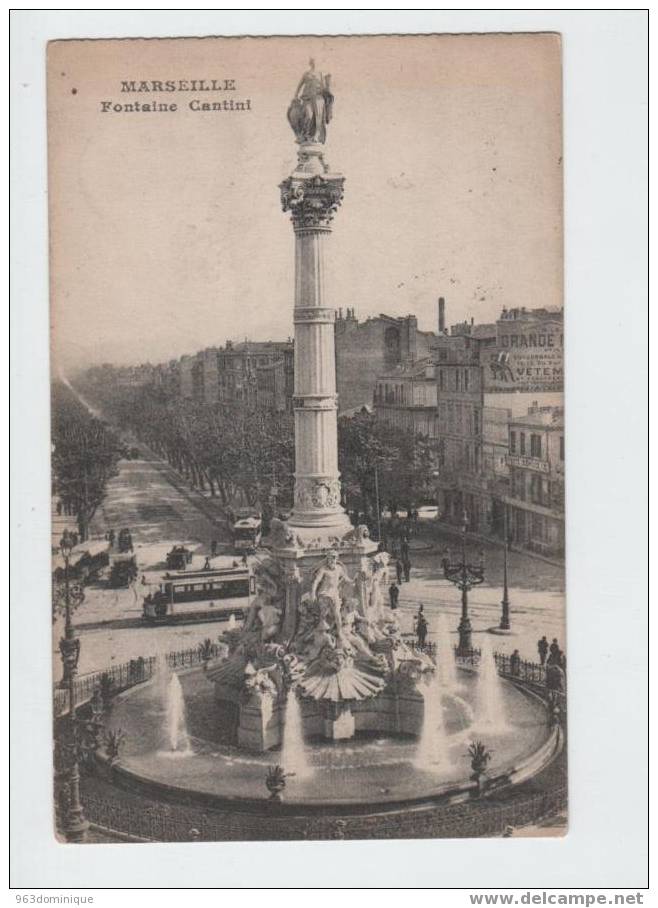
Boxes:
[208,63,434,751]
[99,67,560,819]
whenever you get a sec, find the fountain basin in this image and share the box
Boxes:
[102,665,559,809]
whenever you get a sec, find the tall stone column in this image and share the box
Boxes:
[280,141,351,539]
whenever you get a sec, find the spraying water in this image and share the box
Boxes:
[165,673,191,753]
[436,612,458,690]
[474,636,509,731]
[414,671,449,771]
[280,688,312,780]
[153,651,170,706]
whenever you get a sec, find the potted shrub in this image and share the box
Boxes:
[198,638,215,669]
[467,740,493,795]
[265,764,293,801]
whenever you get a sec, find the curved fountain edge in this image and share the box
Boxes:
[95,676,563,818]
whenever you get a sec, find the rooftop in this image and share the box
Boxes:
[510,406,564,429]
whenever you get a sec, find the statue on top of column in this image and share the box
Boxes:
[287,59,334,144]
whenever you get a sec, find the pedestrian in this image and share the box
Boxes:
[548,638,561,666]
[210,539,218,557]
[395,559,403,585]
[537,635,549,666]
[389,582,399,610]
[559,649,567,672]
[510,649,521,676]
[56,500,62,516]
[241,554,248,566]
[141,573,147,585]
[108,529,115,548]
[403,556,411,583]
[416,613,428,648]
[401,537,410,560]
[203,556,211,571]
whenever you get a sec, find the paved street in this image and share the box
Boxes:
[391,531,565,664]
[54,450,565,682]
[53,451,242,680]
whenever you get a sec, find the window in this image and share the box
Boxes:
[464,369,469,391]
[439,370,444,391]
[530,434,542,458]
[560,436,565,461]
[530,475,544,505]
[473,408,480,436]
[514,472,526,501]
[520,432,526,455]
[510,431,516,453]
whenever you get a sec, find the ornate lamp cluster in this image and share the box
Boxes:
[441,513,485,654]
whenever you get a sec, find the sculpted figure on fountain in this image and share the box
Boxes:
[310,550,352,640]
[269,517,305,551]
[233,562,285,657]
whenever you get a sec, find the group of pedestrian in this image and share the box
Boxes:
[537,635,566,670]
[105,528,115,548]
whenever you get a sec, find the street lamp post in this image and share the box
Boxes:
[374,463,382,543]
[441,512,485,655]
[56,529,89,843]
[499,508,511,631]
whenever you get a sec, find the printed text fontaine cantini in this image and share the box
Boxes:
[100,79,251,113]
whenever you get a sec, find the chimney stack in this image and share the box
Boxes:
[438,297,446,334]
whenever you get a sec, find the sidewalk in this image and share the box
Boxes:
[413,520,565,569]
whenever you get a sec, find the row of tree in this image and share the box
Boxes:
[51,382,125,541]
[76,370,437,528]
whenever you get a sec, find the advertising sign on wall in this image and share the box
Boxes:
[485,319,563,392]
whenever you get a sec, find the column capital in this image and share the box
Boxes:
[280,173,345,231]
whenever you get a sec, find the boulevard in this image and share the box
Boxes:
[57,447,566,681]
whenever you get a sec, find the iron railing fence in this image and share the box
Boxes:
[55,642,565,716]
[53,644,224,716]
[82,780,567,843]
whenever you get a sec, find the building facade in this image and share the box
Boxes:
[373,358,439,438]
[504,406,565,557]
[335,308,436,414]
[255,346,295,413]
[175,341,294,412]
[434,306,564,545]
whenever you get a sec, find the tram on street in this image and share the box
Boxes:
[142,563,255,624]
[227,507,262,553]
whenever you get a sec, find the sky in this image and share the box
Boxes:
[48,34,562,373]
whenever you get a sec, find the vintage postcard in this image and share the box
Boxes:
[48,33,566,843]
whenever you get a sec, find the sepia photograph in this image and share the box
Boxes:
[45,33,569,846]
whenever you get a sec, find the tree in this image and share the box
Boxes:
[51,383,123,541]
[338,411,437,520]
[75,370,295,515]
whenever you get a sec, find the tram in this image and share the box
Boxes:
[142,564,255,624]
